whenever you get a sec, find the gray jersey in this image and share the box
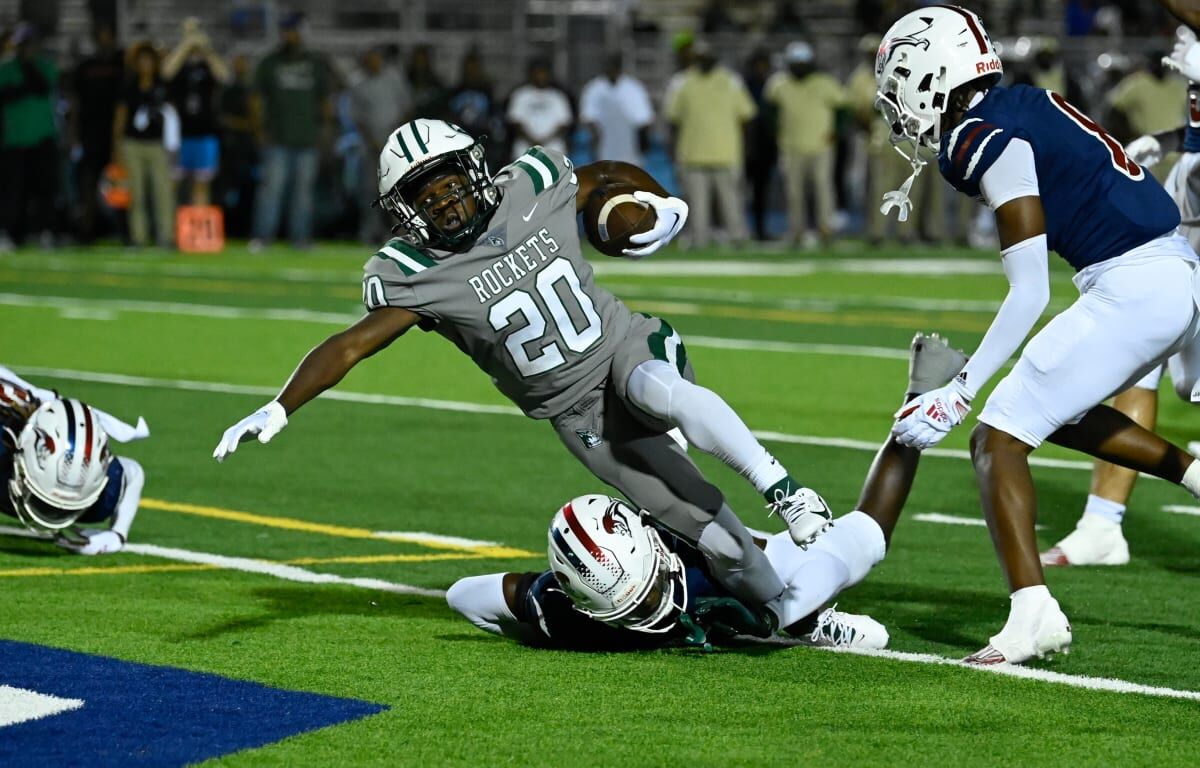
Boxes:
[362,146,635,419]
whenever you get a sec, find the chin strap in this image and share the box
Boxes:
[880,142,928,223]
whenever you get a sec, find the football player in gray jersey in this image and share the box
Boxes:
[214,118,832,631]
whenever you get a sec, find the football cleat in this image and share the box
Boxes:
[801,606,889,650]
[1041,513,1129,567]
[767,487,832,546]
[907,332,968,396]
[963,597,1072,665]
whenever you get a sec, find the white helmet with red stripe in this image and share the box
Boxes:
[547,494,688,634]
[875,5,1001,149]
[8,398,112,531]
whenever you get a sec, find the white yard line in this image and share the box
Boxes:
[0,294,912,360]
[591,258,1003,277]
[124,542,447,597]
[824,647,1200,702]
[1162,505,1200,517]
[372,531,504,548]
[912,513,1044,530]
[18,366,1104,473]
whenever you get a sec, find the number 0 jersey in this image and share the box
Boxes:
[362,146,635,419]
[938,84,1182,271]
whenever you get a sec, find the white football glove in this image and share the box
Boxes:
[892,377,973,450]
[213,401,288,461]
[55,528,125,555]
[1125,135,1163,168]
[1164,26,1200,82]
[623,191,688,258]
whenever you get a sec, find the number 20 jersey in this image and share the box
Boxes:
[938,84,1182,271]
[361,146,634,419]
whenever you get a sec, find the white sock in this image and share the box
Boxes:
[1010,584,1052,618]
[1082,494,1124,525]
[1183,461,1200,500]
[745,451,789,496]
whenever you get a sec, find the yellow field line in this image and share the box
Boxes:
[139,497,538,558]
[0,550,518,579]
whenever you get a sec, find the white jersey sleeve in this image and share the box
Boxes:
[979,138,1040,210]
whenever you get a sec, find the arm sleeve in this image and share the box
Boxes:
[445,573,519,636]
[978,138,1039,210]
[0,365,55,403]
[957,234,1051,397]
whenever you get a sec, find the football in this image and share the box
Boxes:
[582,182,658,257]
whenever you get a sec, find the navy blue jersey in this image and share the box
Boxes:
[513,565,721,651]
[939,85,1181,271]
[1184,82,1200,154]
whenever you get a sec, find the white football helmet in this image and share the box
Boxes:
[8,398,112,532]
[875,5,1001,149]
[873,5,1002,220]
[547,494,688,634]
[377,118,499,251]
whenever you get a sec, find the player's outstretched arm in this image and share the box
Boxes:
[213,307,420,461]
[1159,0,1200,30]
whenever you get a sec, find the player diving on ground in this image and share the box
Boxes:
[0,365,148,554]
[214,118,834,635]
[445,334,963,651]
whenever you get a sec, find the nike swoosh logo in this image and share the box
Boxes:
[522,202,539,222]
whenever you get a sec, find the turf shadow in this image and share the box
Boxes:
[175,585,449,641]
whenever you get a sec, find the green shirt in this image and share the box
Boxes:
[254,48,330,148]
[0,54,58,148]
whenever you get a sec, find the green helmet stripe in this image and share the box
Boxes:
[393,128,414,162]
[410,122,429,154]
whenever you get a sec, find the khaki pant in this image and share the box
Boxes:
[124,139,175,246]
[679,165,748,247]
[866,144,914,241]
[781,149,835,239]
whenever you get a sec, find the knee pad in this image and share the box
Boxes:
[625,359,681,422]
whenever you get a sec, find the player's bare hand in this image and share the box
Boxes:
[622,192,688,259]
[213,401,288,461]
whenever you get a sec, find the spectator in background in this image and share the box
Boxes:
[506,58,573,158]
[112,42,178,248]
[663,32,694,112]
[743,48,778,241]
[407,45,446,120]
[70,20,123,244]
[0,23,60,250]
[218,53,258,237]
[447,48,500,167]
[579,53,654,164]
[1030,39,1083,105]
[1108,51,1186,180]
[665,39,755,248]
[767,41,846,247]
[163,17,228,207]
[350,46,411,243]
[250,12,331,251]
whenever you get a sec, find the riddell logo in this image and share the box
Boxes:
[975,58,1001,74]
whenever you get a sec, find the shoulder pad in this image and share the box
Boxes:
[499,146,573,195]
[366,238,439,278]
